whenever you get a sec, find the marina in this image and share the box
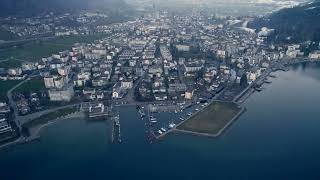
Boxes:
[2,63,320,180]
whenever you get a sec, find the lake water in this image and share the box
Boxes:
[1,63,320,180]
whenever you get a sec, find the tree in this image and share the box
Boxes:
[240,74,248,87]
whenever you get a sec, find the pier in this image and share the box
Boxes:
[111,112,121,143]
[80,102,114,119]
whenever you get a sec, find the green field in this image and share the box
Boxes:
[0,28,17,41]
[0,59,22,69]
[0,34,106,62]
[47,34,106,45]
[23,107,77,128]
[0,80,21,102]
[0,42,68,62]
[14,78,45,93]
[177,101,242,135]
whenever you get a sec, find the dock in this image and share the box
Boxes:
[111,112,121,143]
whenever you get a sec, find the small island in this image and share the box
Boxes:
[175,101,244,137]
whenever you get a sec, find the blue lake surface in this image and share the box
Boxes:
[1,63,320,180]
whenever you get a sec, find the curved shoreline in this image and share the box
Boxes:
[0,111,85,151]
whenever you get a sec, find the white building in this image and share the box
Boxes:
[160,46,172,61]
[48,85,74,102]
[309,51,320,59]
[44,76,67,89]
[176,45,190,52]
[121,80,133,89]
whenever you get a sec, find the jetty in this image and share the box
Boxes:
[155,101,245,139]
[111,112,121,143]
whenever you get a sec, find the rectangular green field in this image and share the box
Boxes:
[0,34,106,61]
[177,101,242,135]
[14,78,45,93]
[0,80,21,101]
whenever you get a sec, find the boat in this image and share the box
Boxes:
[254,87,263,92]
[151,120,158,123]
[161,128,167,132]
[137,106,146,118]
[195,108,199,111]
[179,117,185,121]
[158,130,163,135]
[269,74,277,78]
[139,111,145,118]
[150,117,157,121]
[169,123,176,129]
[264,79,272,84]
[185,104,192,109]
[187,113,192,116]
[114,114,120,126]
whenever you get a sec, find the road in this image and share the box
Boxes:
[6,74,39,128]
[233,57,319,103]
[6,78,31,129]
[17,103,81,126]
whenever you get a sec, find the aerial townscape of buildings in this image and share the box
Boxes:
[0,10,320,145]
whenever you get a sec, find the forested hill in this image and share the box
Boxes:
[0,0,129,17]
[249,0,320,43]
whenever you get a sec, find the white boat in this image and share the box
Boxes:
[150,117,157,121]
[151,120,158,123]
[169,123,176,129]
[161,128,166,132]
[158,130,163,135]
[195,108,199,111]
[179,117,185,121]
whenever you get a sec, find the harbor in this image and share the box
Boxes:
[2,59,319,150]
[3,64,320,180]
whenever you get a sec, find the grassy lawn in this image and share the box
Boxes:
[177,101,242,135]
[0,80,21,102]
[23,107,77,128]
[14,78,45,93]
[0,34,106,62]
[0,59,22,69]
[47,34,106,45]
[0,42,69,62]
[0,28,17,41]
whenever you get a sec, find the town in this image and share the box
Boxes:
[1,10,320,147]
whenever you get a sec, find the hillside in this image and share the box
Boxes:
[0,0,129,17]
[249,0,320,42]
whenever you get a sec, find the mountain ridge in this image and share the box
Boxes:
[249,0,320,42]
[0,0,128,17]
